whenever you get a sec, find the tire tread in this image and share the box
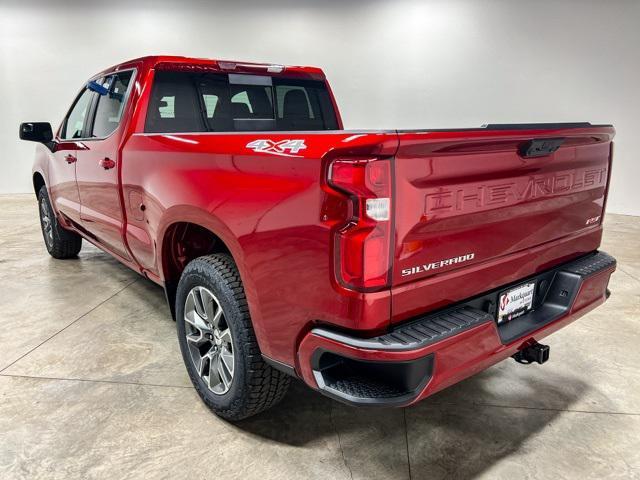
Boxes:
[38,186,82,259]
[179,254,290,420]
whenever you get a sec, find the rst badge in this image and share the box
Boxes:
[246,139,307,157]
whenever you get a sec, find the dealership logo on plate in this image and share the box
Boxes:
[500,294,510,310]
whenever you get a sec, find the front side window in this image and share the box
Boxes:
[91,71,134,138]
[145,70,338,133]
[61,88,94,139]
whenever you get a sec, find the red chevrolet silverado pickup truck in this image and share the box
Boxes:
[19,56,616,420]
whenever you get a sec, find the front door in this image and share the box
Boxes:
[49,87,95,225]
[76,70,135,260]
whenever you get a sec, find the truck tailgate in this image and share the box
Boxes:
[391,124,614,323]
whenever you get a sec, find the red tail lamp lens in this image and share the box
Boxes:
[328,158,392,291]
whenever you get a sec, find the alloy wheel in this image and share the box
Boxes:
[40,197,53,248]
[184,286,235,395]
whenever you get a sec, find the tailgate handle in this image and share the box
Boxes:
[518,138,565,158]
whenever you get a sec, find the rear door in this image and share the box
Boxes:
[76,70,135,260]
[391,125,614,319]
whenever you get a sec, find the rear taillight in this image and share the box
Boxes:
[328,158,393,291]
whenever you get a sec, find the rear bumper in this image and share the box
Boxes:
[296,251,616,406]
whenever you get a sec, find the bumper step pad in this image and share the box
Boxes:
[562,251,616,276]
[313,306,492,352]
[377,307,491,348]
[313,251,615,351]
[309,251,615,406]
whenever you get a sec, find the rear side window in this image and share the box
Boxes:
[91,71,134,138]
[145,72,205,133]
[145,70,338,133]
[61,88,94,139]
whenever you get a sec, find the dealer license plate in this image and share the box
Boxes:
[497,282,535,324]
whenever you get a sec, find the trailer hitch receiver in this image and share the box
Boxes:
[513,342,550,365]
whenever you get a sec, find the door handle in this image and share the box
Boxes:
[65,154,77,164]
[99,157,116,170]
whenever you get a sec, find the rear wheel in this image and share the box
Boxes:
[176,253,291,420]
[37,186,82,259]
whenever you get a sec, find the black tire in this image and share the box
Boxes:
[37,186,82,259]
[176,253,291,421]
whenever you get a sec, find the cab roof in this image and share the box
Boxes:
[98,55,326,80]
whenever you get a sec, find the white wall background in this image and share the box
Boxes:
[1,0,638,215]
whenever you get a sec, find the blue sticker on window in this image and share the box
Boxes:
[87,80,109,96]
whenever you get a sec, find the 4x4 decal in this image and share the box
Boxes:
[246,139,307,157]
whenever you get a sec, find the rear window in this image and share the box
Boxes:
[145,71,338,133]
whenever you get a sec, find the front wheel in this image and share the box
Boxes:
[176,254,290,420]
[37,186,82,259]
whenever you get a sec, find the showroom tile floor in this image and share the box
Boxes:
[0,194,638,480]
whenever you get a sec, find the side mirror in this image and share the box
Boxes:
[19,122,53,143]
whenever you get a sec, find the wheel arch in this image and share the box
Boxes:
[33,171,46,197]
[156,212,255,324]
